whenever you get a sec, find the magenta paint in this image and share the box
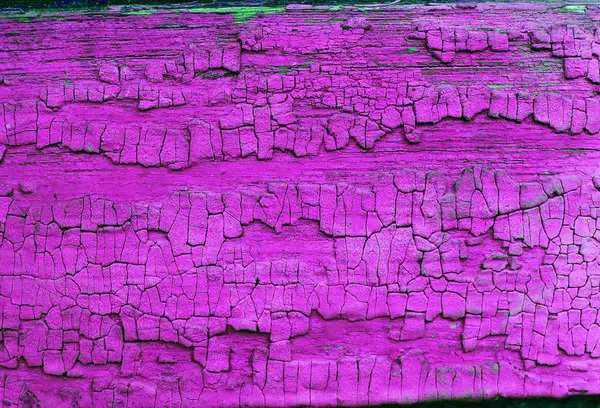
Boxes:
[0,3,600,406]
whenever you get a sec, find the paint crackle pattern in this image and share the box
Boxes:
[1,3,600,407]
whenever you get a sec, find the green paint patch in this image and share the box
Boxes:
[156,23,182,28]
[532,61,557,72]
[64,80,72,86]
[402,47,419,54]
[487,84,513,89]
[271,65,293,73]
[477,61,502,67]
[0,3,108,16]
[195,71,238,80]
[188,6,284,24]
[295,59,314,69]
[123,9,155,15]
[560,5,586,13]
[450,324,457,329]
[197,72,219,79]
[562,149,586,155]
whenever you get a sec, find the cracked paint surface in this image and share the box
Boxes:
[1,2,600,406]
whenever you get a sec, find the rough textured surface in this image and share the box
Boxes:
[2,3,600,406]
